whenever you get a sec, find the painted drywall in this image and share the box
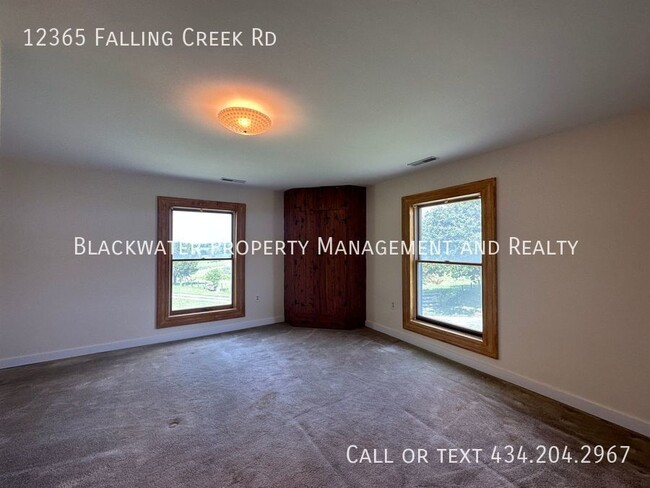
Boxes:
[366,110,650,433]
[0,159,284,364]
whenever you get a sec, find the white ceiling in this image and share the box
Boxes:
[1,0,649,189]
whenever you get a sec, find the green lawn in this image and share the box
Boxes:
[172,284,231,310]
[420,280,482,326]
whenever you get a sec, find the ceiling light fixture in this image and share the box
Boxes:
[217,107,272,136]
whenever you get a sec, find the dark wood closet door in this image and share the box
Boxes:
[284,186,366,329]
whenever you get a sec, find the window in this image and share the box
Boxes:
[156,196,245,328]
[402,178,497,358]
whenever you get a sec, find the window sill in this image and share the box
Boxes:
[157,306,245,328]
[404,318,498,358]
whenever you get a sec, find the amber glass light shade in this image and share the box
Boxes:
[217,107,272,135]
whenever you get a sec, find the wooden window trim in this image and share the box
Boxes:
[156,196,246,328]
[402,178,498,358]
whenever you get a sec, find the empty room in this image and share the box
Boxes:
[1,1,649,487]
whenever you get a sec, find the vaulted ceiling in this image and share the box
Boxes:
[1,0,649,188]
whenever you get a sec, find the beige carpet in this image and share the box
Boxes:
[0,324,648,487]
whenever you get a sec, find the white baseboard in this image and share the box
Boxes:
[0,316,284,370]
[366,320,650,438]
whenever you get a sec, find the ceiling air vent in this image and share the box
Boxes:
[221,177,247,184]
[407,156,439,167]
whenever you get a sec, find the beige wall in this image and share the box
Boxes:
[367,110,650,434]
[0,159,284,363]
